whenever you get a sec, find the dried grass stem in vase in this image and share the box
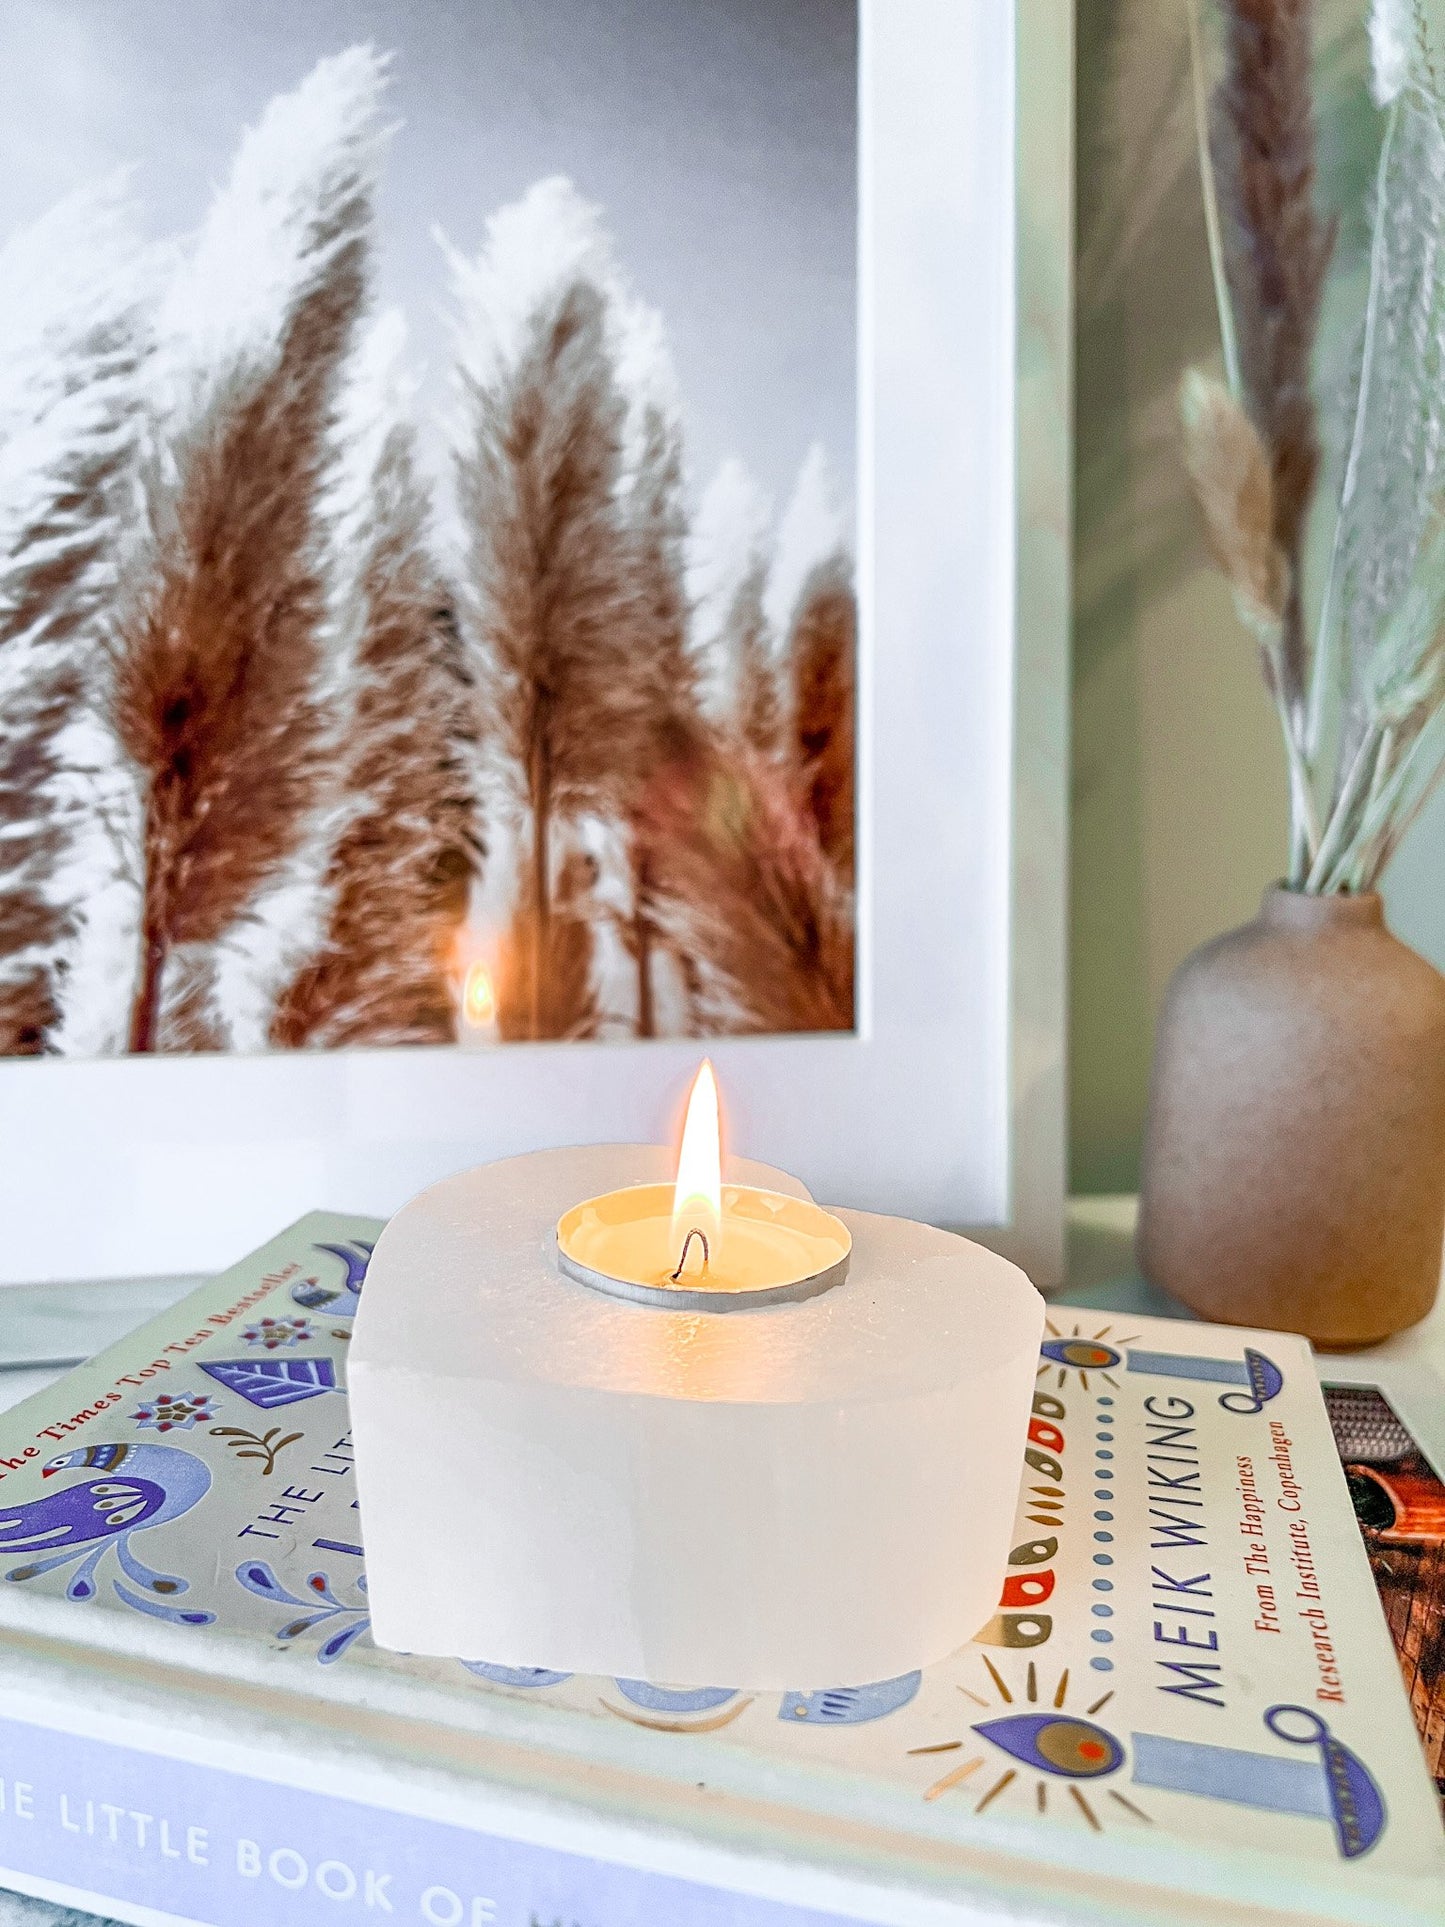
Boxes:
[1139,0,1445,1345]
[1183,0,1445,890]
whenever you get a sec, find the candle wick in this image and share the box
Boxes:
[670,1228,710,1281]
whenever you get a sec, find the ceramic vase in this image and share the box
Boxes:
[1137,885,1445,1348]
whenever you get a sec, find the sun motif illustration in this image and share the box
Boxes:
[242,1315,314,1350]
[912,1656,1152,1830]
[1036,1319,1140,1392]
[130,1391,218,1433]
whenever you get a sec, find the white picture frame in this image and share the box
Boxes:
[0,0,1071,1289]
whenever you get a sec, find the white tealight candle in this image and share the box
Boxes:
[349,1064,1045,1689]
[557,1184,852,1307]
[556,1065,852,1309]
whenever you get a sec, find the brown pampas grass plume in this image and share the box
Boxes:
[787,553,856,889]
[624,406,696,745]
[111,49,386,1053]
[495,847,600,1041]
[450,181,701,1040]
[271,412,478,1049]
[1179,367,1289,637]
[639,741,853,1035]
[454,276,631,1042]
[113,255,362,1050]
[734,565,782,759]
[1211,0,1334,706]
[619,402,702,1034]
[1180,364,1323,848]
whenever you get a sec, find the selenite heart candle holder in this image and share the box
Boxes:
[349,1127,1044,1690]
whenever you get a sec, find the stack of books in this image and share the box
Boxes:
[0,1214,1439,1926]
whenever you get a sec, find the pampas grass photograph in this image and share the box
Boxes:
[0,0,857,1056]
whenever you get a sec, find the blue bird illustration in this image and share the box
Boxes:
[0,1443,213,1625]
[292,1240,373,1319]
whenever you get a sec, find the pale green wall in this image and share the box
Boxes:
[1071,0,1445,1194]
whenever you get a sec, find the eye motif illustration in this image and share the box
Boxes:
[1039,1338,1123,1372]
[974,1713,1124,1778]
[1037,1323,1132,1390]
[921,1659,1149,1828]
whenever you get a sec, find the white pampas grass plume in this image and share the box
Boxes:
[1365,519,1445,728]
[611,289,681,486]
[440,177,612,401]
[690,459,773,633]
[268,304,478,1052]
[438,175,676,494]
[316,304,415,697]
[1370,0,1414,108]
[1331,28,1445,782]
[154,45,391,404]
[765,443,849,639]
[0,173,159,1054]
[687,458,774,719]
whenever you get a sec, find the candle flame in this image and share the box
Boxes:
[462,961,496,1028]
[672,1060,722,1261]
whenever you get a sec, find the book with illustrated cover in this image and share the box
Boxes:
[1322,1381,1445,1812]
[0,1214,1440,1927]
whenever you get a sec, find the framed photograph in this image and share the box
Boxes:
[0,0,1071,1286]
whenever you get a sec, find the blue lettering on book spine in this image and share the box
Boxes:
[0,1716,863,1927]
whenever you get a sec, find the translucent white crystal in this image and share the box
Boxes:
[350,1145,1044,1690]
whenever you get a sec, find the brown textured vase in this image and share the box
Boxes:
[1137,885,1445,1348]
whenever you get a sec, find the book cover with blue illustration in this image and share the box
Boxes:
[0,1213,1440,1927]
